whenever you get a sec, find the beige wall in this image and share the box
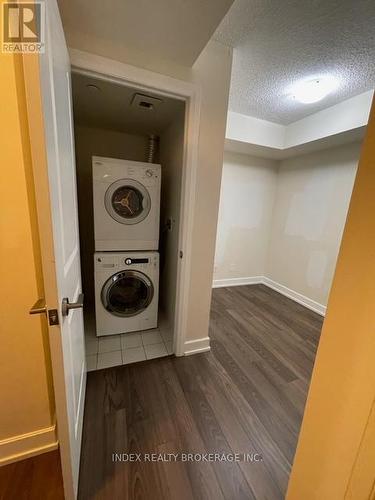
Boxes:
[268,143,360,305]
[159,109,185,329]
[214,152,278,280]
[0,53,55,464]
[74,125,148,308]
[215,142,360,307]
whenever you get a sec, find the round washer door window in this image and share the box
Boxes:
[101,270,154,317]
[105,179,151,225]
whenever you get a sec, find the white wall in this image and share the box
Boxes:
[60,0,233,69]
[268,142,360,306]
[226,112,285,149]
[74,126,148,307]
[214,152,278,280]
[185,42,232,344]
[159,108,185,331]
[285,92,373,148]
[214,142,361,308]
[226,91,373,154]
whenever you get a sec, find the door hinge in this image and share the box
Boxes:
[48,309,59,326]
[179,250,183,259]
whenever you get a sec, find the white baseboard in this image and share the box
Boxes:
[212,275,326,316]
[0,424,58,466]
[184,337,210,356]
[212,276,263,288]
[262,277,326,316]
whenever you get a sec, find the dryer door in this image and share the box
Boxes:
[102,270,154,317]
[105,179,151,225]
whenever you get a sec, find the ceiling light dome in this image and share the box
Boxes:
[289,76,339,104]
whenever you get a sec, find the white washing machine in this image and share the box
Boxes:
[93,156,161,251]
[94,251,159,336]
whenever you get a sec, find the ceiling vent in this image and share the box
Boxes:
[131,93,163,111]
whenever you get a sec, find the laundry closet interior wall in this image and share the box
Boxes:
[71,71,185,368]
[158,107,185,331]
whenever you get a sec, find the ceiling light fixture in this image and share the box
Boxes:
[289,76,339,104]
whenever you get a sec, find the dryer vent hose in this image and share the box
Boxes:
[147,134,159,163]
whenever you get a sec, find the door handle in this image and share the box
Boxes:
[62,293,84,317]
[29,298,47,315]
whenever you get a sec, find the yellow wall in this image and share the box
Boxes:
[0,50,55,464]
[287,101,375,499]
[346,399,375,499]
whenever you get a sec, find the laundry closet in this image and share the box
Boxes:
[71,72,185,370]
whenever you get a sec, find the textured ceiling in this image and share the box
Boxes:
[72,72,185,135]
[58,0,233,68]
[214,0,375,124]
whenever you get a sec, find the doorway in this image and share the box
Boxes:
[70,71,186,370]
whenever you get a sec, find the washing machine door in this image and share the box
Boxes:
[105,179,151,225]
[101,270,154,317]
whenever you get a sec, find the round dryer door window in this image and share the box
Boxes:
[101,270,154,317]
[105,179,151,225]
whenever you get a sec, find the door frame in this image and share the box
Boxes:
[69,48,202,357]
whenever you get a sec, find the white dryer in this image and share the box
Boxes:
[94,251,159,336]
[93,156,161,251]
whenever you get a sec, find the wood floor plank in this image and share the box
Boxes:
[0,450,64,500]
[78,284,323,499]
[174,356,256,500]
[188,353,285,500]
[211,318,302,436]
[203,351,292,492]
[227,308,315,382]
[232,286,320,346]
[158,358,226,500]
[210,337,298,464]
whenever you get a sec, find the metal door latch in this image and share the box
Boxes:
[61,293,84,317]
[48,309,59,326]
[29,299,60,326]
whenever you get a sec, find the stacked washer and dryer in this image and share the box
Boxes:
[92,156,161,337]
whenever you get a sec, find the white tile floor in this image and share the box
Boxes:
[84,315,174,372]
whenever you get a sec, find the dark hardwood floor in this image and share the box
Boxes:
[0,450,64,500]
[78,284,323,500]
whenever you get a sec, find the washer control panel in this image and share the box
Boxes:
[124,257,149,265]
[95,253,158,271]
